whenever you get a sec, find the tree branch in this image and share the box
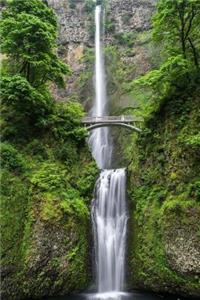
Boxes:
[188,37,199,68]
[184,6,196,41]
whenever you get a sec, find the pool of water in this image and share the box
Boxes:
[38,291,191,300]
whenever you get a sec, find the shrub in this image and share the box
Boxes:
[25,139,48,159]
[31,162,68,192]
[1,142,26,173]
[55,140,78,164]
[49,101,87,142]
[84,0,96,13]
[188,181,200,201]
[0,75,54,127]
[105,19,115,33]
[115,32,136,47]
[161,198,195,216]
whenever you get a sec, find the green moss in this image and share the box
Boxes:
[160,198,198,217]
[115,32,136,48]
[1,142,27,173]
[1,169,30,265]
[130,193,199,293]
[1,135,97,299]
[65,221,90,290]
[128,87,200,295]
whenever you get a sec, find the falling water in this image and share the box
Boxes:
[92,169,128,293]
[88,4,112,169]
[90,3,128,299]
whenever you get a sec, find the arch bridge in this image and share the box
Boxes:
[82,116,143,133]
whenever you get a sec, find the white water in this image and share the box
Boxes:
[92,169,128,293]
[88,5,112,169]
[90,4,128,299]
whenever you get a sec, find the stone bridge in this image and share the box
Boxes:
[82,116,143,132]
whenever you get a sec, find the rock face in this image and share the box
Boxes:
[128,89,200,297]
[47,0,90,45]
[164,210,200,276]
[2,219,91,299]
[47,0,91,99]
[1,141,98,300]
[47,0,157,104]
[107,0,156,33]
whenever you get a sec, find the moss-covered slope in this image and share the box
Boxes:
[128,87,200,297]
[1,138,98,299]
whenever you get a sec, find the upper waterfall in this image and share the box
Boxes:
[88,5,112,169]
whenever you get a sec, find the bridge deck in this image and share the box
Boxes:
[82,115,143,124]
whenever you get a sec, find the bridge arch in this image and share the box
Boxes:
[86,122,142,132]
[82,115,143,133]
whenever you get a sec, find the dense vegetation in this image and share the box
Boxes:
[0,1,97,299]
[127,0,200,296]
[1,0,200,298]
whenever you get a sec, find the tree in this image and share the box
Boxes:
[133,0,200,103]
[0,0,70,87]
[0,76,54,121]
[153,0,200,68]
[0,0,73,140]
[134,55,190,99]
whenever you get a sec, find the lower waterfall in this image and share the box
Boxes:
[92,169,128,293]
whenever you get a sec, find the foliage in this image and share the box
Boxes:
[3,0,57,27]
[1,75,54,128]
[0,0,96,297]
[0,0,70,87]
[1,77,86,143]
[31,162,68,192]
[75,162,99,197]
[187,181,200,201]
[104,45,135,95]
[31,162,89,220]
[183,133,200,147]
[161,198,196,216]
[0,142,27,173]
[153,0,200,68]
[25,139,48,159]
[1,169,30,265]
[0,0,75,141]
[128,83,200,295]
[115,32,136,48]
[105,19,115,33]
[40,190,88,221]
[69,0,76,10]
[55,140,78,163]
[134,55,191,99]
[49,102,87,141]
[132,0,200,113]
[78,48,94,94]
[84,0,96,13]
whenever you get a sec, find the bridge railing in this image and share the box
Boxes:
[82,115,143,124]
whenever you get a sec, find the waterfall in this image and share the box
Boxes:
[88,4,112,169]
[89,4,128,299]
[92,169,128,293]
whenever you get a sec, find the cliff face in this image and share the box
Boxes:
[128,88,200,297]
[47,0,157,108]
[1,140,98,299]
